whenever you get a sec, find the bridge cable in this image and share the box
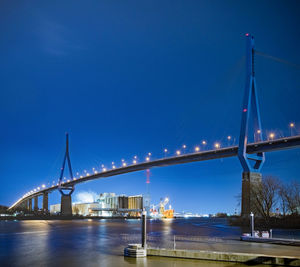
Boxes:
[255,50,300,70]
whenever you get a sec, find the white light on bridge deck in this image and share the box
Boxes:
[164,148,168,153]
[176,150,181,155]
[290,122,295,128]
[257,130,261,134]
[269,133,275,140]
[146,157,150,161]
[202,141,207,145]
[122,162,127,167]
[42,184,45,188]
[227,136,231,140]
[102,168,107,172]
[195,146,200,152]
[214,143,220,149]
[80,176,83,178]
[37,187,40,190]
[112,165,116,169]
[133,160,137,164]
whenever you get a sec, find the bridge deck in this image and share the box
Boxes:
[9,135,300,209]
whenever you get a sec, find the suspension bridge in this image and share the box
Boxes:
[8,34,300,216]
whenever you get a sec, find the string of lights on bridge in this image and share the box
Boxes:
[17,122,297,203]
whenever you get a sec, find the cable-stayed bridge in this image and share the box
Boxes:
[8,34,300,216]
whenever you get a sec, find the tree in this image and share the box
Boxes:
[279,181,300,215]
[251,176,280,223]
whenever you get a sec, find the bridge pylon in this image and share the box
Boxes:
[238,34,265,217]
[58,133,74,216]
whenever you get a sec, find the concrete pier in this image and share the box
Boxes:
[34,196,38,211]
[241,171,262,216]
[61,195,72,215]
[28,199,32,211]
[43,193,48,212]
[147,248,300,266]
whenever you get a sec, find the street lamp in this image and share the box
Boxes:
[195,146,200,152]
[289,122,295,136]
[214,142,220,149]
[269,133,275,140]
[176,150,181,155]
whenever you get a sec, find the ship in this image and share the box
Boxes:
[149,197,174,219]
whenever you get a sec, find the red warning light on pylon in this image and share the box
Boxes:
[245,33,249,37]
[243,108,247,112]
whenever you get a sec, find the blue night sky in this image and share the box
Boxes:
[0,1,299,214]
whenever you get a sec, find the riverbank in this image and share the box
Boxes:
[229,215,300,230]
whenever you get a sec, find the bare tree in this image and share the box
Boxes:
[251,176,280,222]
[279,181,300,215]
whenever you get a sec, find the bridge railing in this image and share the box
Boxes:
[120,233,228,250]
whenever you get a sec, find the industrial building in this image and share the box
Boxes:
[50,192,143,217]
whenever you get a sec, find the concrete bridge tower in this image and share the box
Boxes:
[238,34,265,216]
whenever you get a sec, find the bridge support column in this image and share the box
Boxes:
[141,210,147,248]
[241,172,262,216]
[238,34,265,217]
[34,196,38,212]
[43,193,48,213]
[28,198,32,211]
[61,195,72,216]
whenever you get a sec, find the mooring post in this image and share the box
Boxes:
[141,210,147,248]
[250,212,254,236]
[173,235,176,250]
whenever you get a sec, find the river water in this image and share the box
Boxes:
[0,218,299,267]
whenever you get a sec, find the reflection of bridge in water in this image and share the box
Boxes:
[9,34,300,217]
